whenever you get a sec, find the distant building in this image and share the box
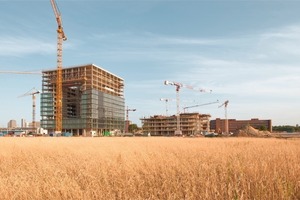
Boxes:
[21,118,27,128]
[210,118,272,133]
[7,120,17,129]
[141,113,211,136]
[28,121,40,128]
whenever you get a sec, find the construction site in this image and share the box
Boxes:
[0,1,277,138]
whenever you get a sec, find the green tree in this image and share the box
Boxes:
[273,125,296,133]
[258,125,267,131]
[128,124,138,133]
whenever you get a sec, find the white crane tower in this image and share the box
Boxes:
[164,80,211,135]
[219,100,229,134]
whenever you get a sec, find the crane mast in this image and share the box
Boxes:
[219,100,229,134]
[50,0,67,134]
[19,88,40,132]
[125,107,136,133]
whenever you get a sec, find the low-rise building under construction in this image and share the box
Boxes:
[41,64,125,136]
[141,113,211,136]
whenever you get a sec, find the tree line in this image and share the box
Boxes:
[272,125,300,133]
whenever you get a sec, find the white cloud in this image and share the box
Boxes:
[257,25,300,58]
[261,25,300,40]
[90,31,225,47]
[0,36,55,56]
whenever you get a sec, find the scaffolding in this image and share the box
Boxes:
[141,113,211,136]
[41,64,125,136]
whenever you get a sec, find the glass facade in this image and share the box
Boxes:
[41,64,125,136]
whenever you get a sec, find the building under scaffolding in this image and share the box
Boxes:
[141,113,211,136]
[41,64,125,136]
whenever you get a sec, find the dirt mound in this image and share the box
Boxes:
[233,125,271,137]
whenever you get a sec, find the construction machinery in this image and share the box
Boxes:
[160,98,175,116]
[183,100,219,113]
[164,80,211,135]
[125,106,136,133]
[50,0,67,134]
[0,70,42,133]
[19,88,41,132]
[219,100,229,134]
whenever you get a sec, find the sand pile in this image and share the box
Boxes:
[233,125,271,137]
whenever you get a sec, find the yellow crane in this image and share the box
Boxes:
[50,0,67,134]
[19,88,41,132]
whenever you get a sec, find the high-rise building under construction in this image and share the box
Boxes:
[41,64,125,136]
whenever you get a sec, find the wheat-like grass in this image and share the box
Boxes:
[0,137,299,199]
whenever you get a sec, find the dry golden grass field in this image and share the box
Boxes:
[0,137,299,200]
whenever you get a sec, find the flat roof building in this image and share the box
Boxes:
[7,120,17,129]
[141,113,211,136]
[210,118,272,133]
[41,64,125,136]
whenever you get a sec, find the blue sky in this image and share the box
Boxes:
[1,0,300,127]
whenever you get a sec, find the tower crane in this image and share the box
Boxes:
[218,100,229,134]
[1,71,41,132]
[183,100,219,113]
[50,0,67,134]
[125,106,136,133]
[164,80,211,135]
[19,88,41,132]
[160,98,175,116]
